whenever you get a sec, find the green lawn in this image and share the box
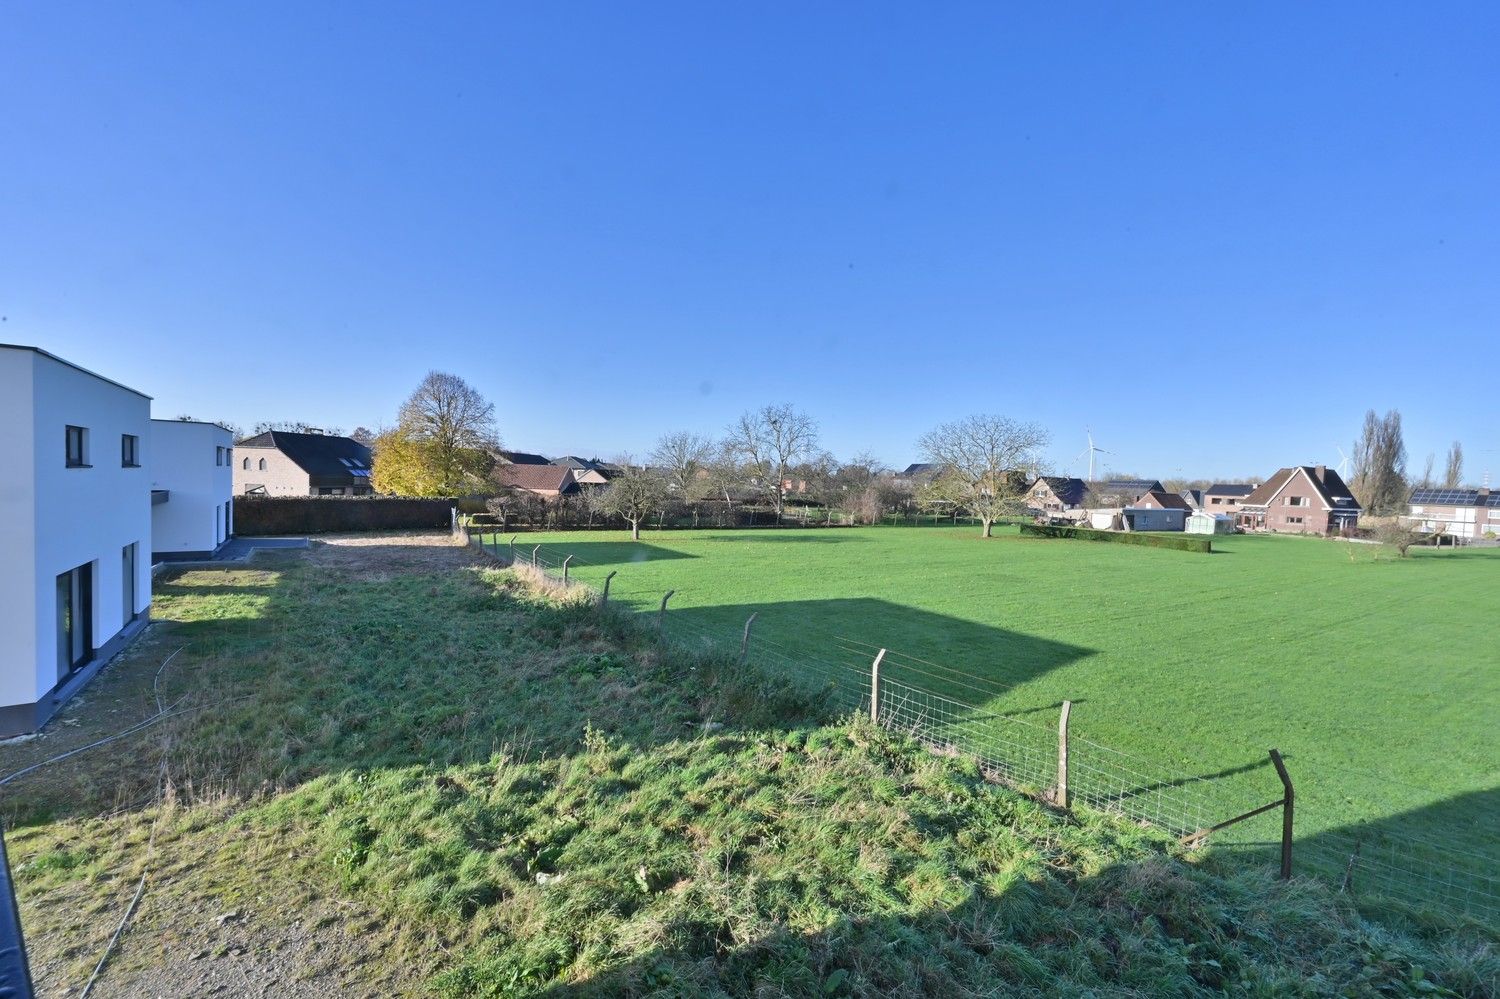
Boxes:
[486,526,1500,910]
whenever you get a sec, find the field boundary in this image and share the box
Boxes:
[461,525,1500,930]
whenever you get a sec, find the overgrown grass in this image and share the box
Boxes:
[4,549,1496,996]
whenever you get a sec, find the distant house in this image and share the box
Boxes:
[1088,479,1165,507]
[493,464,580,499]
[1236,466,1361,535]
[1026,476,1089,514]
[1408,487,1500,541]
[496,449,551,466]
[549,455,616,486]
[233,431,374,496]
[1178,489,1204,511]
[1203,483,1256,515]
[1133,490,1193,513]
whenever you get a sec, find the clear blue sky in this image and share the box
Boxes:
[4,3,1496,481]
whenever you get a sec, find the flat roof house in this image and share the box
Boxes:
[1236,466,1361,535]
[1408,487,1499,541]
[234,430,374,496]
[0,345,153,736]
[150,419,236,560]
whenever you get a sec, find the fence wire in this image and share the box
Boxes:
[461,528,1500,928]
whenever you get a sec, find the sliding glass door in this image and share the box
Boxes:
[55,562,93,681]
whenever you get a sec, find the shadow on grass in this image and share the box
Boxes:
[474,537,699,566]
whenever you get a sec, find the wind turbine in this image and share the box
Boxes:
[1074,429,1110,483]
[1334,446,1352,479]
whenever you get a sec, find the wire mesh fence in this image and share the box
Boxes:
[460,528,1499,928]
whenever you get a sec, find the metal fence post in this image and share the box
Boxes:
[869,648,886,724]
[562,554,573,587]
[739,612,758,665]
[531,544,541,568]
[1269,748,1294,879]
[658,590,675,635]
[1057,700,1072,809]
[509,535,519,563]
[600,570,617,606]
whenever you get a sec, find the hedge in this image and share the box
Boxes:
[1019,523,1212,553]
[234,496,455,536]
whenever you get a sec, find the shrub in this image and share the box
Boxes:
[234,496,454,535]
[1019,523,1212,553]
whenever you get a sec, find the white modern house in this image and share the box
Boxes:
[150,419,235,560]
[0,345,153,736]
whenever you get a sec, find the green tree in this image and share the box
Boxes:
[373,372,498,496]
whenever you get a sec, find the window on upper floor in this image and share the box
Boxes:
[1287,495,1305,506]
[258,457,267,471]
[121,434,140,467]
[215,446,225,466]
[242,456,250,470]
[66,425,89,467]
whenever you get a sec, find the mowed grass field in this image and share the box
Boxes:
[492,526,1499,892]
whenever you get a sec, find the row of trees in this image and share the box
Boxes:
[360,374,1056,540]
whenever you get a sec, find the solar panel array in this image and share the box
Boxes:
[1410,488,1494,506]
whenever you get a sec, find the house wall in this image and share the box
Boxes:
[0,352,40,718]
[233,446,313,495]
[1409,502,1499,540]
[151,420,235,557]
[1123,508,1187,531]
[0,349,152,734]
[1203,493,1244,514]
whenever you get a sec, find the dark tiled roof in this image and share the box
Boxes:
[1032,476,1088,507]
[236,431,373,480]
[1205,483,1256,497]
[1410,488,1500,508]
[902,463,942,477]
[494,464,579,494]
[498,450,551,465]
[1104,479,1164,495]
[1242,467,1361,512]
[1137,490,1193,511]
[551,455,605,471]
[1179,489,1204,508]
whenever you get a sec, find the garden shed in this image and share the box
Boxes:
[1122,506,1188,532]
[1187,511,1235,535]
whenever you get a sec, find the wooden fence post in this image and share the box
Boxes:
[1057,700,1072,809]
[600,571,617,606]
[739,612,757,665]
[869,648,886,724]
[658,590,675,635]
[562,554,573,587]
[1269,748,1294,880]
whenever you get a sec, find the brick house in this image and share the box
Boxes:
[1025,476,1088,515]
[1236,466,1361,535]
[1133,490,1193,513]
[1407,487,1499,541]
[1203,483,1256,516]
[493,463,580,499]
[233,431,374,496]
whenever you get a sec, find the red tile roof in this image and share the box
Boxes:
[493,464,578,494]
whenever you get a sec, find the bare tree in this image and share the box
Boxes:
[1350,409,1408,516]
[391,371,499,495]
[1377,519,1443,558]
[1418,453,1436,490]
[725,403,820,523]
[917,414,1050,537]
[650,431,714,495]
[596,465,667,541]
[1444,440,1464,489]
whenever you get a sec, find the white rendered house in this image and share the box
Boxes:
[150,419,235,560]
[0,345,153,736]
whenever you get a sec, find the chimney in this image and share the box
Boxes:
[1480,487,1491,501]
[1314,464,1326,483]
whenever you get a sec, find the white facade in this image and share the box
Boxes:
[0,346,153,735]
[150,420,235,558]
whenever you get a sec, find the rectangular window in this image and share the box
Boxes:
[66,425,89,467]
[215,446,225,466]
[121,434,140,467]
[1287,495,1305,507]
[1286,516,1304,524]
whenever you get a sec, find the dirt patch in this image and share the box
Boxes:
[300,530,488,575]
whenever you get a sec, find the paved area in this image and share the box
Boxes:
[216,536,310,560]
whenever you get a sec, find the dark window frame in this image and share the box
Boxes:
[121,433,140,467]
[65,425,90,467]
